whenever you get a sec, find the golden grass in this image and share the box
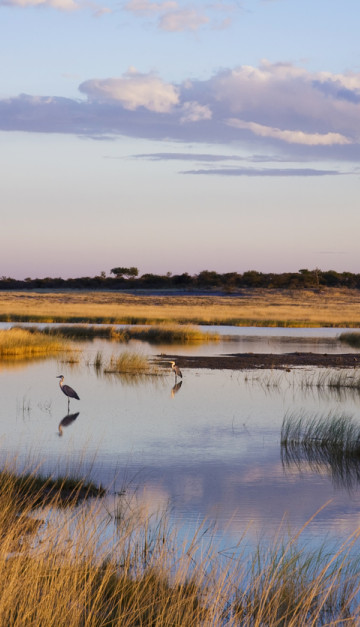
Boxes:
[0,468,358,625]
[0,288,360,327]
[36,323,220,344]
[0,328,72,359]
[0,462,358,624]
[103,351,157,374]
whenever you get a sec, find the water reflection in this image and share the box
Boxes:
[171,380,183,398]
[58,412,80,437]
[1,330,360,557]
[281,440,360,492]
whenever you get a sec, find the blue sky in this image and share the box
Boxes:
[1,0,359,279]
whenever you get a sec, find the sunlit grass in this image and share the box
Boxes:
[0,328,72,360]
[120,323,220,344]
[0,462,359,625]
[33,323,220,344]
[103,351,158,375]
[1,288,360,327]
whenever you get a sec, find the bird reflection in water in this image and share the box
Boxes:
[171,380,183,398]
[58,412,79,437]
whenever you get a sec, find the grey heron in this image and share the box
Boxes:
[170,361,182,380]
[57,375,80,410]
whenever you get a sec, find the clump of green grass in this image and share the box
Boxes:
[0,328,71,360]
[281,410,360,450]
[339,332,360,348]
[281,411,360,489]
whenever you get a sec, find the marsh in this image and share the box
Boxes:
[1,322,360,560]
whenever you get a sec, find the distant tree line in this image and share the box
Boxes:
[1,267,360,291]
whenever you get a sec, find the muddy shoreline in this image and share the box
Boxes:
[160,352,360,370]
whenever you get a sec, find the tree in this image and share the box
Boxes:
[110,267,139,279]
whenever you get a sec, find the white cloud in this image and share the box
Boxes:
[79,69,179,113]
[1,61,360,162]
[180,101,212,122]
[227,119,352,146]
[159,8,209,31]
[124,0,231,31]
[124,0,177,14]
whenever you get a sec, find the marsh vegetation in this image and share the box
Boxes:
[0,328,74,360]
[0,462,360,625]
[2,313,360,623]
[281,411,360,491]
[29,323,220,344]
[340,332,360,348]
[1,288,360,326]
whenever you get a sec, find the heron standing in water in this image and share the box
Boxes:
[56,375,80,411]
[170,361,182,381]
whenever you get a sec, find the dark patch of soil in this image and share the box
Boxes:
[159,353,360,371]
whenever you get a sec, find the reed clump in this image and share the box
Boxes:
[300,369,360,391]
[120,323,220,344]
[0,328,71,359]
[281,410,360,451]
[35,323,220,344]
[339,332,360,348]
[103,351,156,374]
[281,411,360,490]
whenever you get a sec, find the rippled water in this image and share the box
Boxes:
[1,325,360,555]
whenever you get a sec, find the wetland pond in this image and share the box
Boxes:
[1,324,360,558]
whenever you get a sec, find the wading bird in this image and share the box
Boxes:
[170,361,182,381]
[56,375,80,411]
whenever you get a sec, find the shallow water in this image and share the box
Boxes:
[1,327,360,556]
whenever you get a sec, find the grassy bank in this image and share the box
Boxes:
[1,288,360,327]
[0,462,359,624]
[32,323,220,344]
[0,328,74,360]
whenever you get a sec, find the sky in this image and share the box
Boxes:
[1,0,360,279]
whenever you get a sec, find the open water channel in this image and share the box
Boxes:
[1,324,360,558]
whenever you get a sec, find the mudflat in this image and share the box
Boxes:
[161,352,360,370]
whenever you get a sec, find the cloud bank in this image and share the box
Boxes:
[124,0,234,32]
[1,61,360,163]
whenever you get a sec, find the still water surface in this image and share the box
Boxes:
[1,326,360,555]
